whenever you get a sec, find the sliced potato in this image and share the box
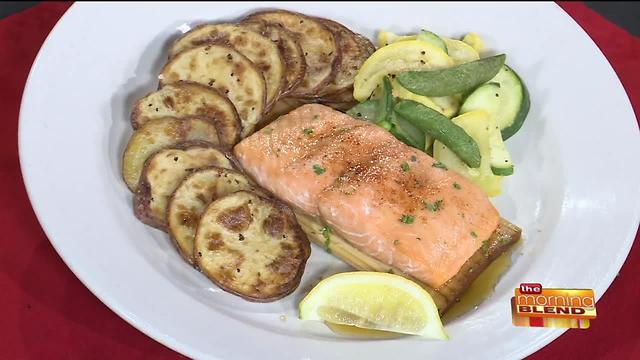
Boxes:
[242,20,306,97]
[168,167,256,263]
[195,191,310,302]
[131,82,240,146]
[262,97,310,125]
[160,44,266,138]
[318,86,356,104]
[133,144,233,230]
[245,10,339,97]
[122,117,221,191]
[169,23,284,112]
[355,35,376,55]
[315,18,374,97]
[353,40,453,102]
[322,100,358,112]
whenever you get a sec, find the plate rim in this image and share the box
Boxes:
[17,2,640,359]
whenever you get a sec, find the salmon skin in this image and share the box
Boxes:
[234,104,500,288]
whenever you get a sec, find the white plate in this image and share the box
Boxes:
[19,2,640,359]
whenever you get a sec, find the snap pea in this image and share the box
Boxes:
[397,54,506,96]
[378,76,394,124]
[389,112,426,149]
[346,100,378,121]
[347,98,425,149]
[394,100,481,168]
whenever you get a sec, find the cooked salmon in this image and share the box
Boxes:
[234,104,500,288]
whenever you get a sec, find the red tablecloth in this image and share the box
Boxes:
[1,2,638,359]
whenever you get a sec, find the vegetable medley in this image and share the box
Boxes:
[348,30,530,196]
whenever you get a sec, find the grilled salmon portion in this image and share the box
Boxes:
[318,142,499,288]
[234,105,395,216]
[235,104,501,288]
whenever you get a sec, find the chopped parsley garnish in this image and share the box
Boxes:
[424,199,444,212]
[400,162,410,172]
[453,182,461,190]
[312,114,320,120]
[312,164,326,175]
[321,227,331,253]
[303,128,314,136]
[410,155,417,162]
[432,161,448,170]
[393,239,400,246]
[400,214,415,224]
[470,231,478,238]
[263,128,273,135]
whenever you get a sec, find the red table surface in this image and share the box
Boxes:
[1,2,638,359]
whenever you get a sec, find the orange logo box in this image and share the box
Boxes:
[511,285,596,329]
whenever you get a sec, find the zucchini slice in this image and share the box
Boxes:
[442,38,479,65]
[353,40,453,101]
[489,65,530,140]
[433,110,504,196]
[460,82,502,116]
[462,32,485,52]
[417,30,448,54]
[459,82,515,176]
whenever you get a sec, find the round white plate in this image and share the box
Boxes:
[19,2,640,359]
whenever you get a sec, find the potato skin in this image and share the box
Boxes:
[167,166,256,264]
[122,117,222,191]
[241,20,307,98]
[160,44,267,138]
[169,23,285,113]
[195,191,311,302]
[312,18,375,98]
[244,10,340,98]
[131,81,241,147]
[133,141,234,231]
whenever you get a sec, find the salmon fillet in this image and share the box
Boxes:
[235,104,501,288]
[234,105,396,216]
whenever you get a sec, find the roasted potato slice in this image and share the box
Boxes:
[160,44,266,138]
[315,18,375,97]
[318,86,356,104]
[354,33,376,55]
[134,143,233,230]
[321,99,358,112]
[122,117,221,191]
[195,191,310,302]
[131,82,240,146]
[245,10,339,97]
[242,20,306,97]
[169,24,285,112]
[168,167,256,263]
[262,97,310,126]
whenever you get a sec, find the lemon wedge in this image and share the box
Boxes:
[299,272,448,339]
